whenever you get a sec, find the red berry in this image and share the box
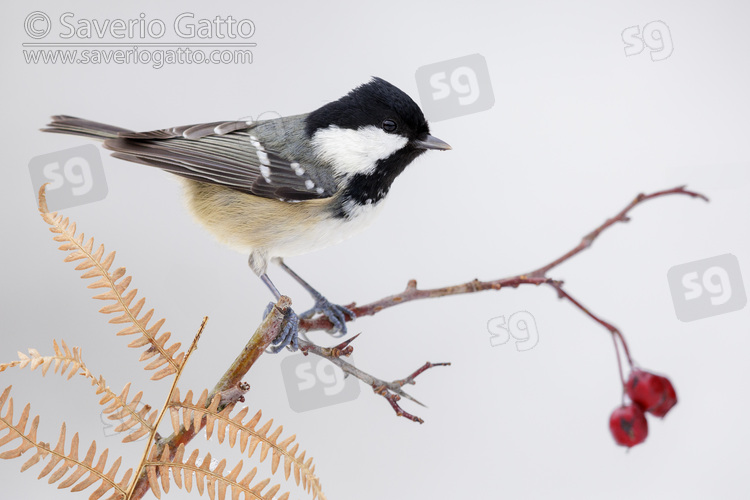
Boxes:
[625,369,678,418]
[649,376,678,418]
[626,369,665,411]
[609,404,648,447]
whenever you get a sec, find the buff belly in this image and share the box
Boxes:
[180,180,384,262]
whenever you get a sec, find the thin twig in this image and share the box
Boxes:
[549,282,632,385]
[299,338,450,423]
[528,185,708,278]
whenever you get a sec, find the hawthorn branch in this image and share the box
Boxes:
[299,336,450,423]
[292,185,708,420]
[299,185,708,332]
[301,276,555,332]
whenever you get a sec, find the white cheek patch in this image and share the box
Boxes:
[310,125,408,177]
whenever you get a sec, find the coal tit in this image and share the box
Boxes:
[42,77,451,351]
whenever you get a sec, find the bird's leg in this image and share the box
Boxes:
[250,253,300,353]
[273,257,355,336]
[259,272,300,352]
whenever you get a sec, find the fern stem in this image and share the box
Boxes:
[125,316,207,499]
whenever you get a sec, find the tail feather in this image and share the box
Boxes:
[41,115,133,140]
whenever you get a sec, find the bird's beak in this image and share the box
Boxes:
[412,134,452,151]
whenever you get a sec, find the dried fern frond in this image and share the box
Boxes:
[0,339,84,378]
[0,386,132,500]
[169,389,325,500]
[0,340,157,444]
[37,184,185,380]
[146,443,290,500]
[101,382,158,444]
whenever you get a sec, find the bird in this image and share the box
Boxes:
[42,77,451,352]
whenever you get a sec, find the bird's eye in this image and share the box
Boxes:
[381,119,398,133]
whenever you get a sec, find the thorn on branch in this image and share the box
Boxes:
[370,361,450,421]
[329,333,359,357]
[373,384,424,424]
[300,336,449,423]
[301,333,360,358]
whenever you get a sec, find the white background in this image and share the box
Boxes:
[1,1,749,499]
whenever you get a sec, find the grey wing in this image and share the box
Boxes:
[102,120,335,202]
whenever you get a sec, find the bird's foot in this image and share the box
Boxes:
[299,295,356,336]
[263,302,300,353]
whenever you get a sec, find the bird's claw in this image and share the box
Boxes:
[300,296,356,337]
[263,302,300,353]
